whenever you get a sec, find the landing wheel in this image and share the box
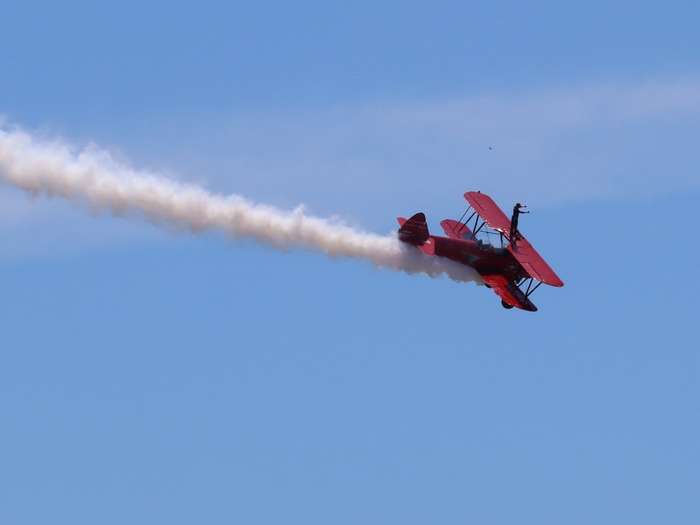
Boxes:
[501,300,514,309]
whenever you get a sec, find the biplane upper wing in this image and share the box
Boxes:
[507,239,564,287]
[464,191,564,287]
[440,219,474,240]
[482,274,537,312]
[463,191,511,234]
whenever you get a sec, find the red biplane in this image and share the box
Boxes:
[397,191,563,311]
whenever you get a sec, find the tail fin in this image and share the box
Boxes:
[397,212,430,246]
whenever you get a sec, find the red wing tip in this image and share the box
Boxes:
[537,277,564,287]
[531,275,564,287]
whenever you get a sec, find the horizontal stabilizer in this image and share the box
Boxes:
[440,219,475,240]
[397,212,430,246]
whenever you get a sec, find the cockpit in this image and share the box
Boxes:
[474,228,509,255]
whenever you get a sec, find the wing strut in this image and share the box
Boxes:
[445,206,474,238]
[523,278,543,298]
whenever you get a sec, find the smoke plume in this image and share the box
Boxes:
[0,127,478,283]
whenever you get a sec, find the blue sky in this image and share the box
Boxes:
[1,2,699,524]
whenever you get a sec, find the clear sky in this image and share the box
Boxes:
[1,2,699,524]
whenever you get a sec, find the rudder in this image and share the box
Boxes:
[397,212,430,246]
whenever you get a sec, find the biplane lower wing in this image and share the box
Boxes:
[482,274,537,312]
[464,191,564,287]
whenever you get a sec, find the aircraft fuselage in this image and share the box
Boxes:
[418,235,530,282]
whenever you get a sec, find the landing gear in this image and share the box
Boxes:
[501,300,514,309]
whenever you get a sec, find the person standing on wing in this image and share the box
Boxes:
[510,203,529,245]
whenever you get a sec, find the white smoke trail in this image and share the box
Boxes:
[0,127,479,282]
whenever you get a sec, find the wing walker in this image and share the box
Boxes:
[397,191,564,312]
